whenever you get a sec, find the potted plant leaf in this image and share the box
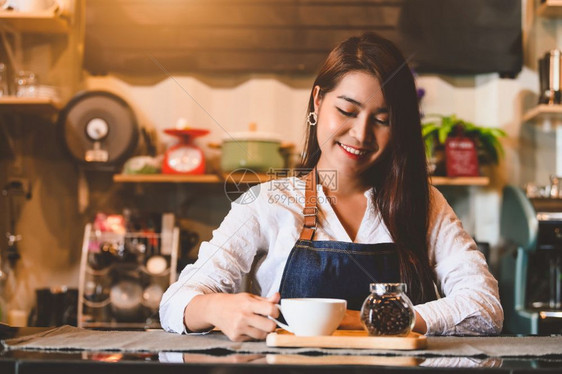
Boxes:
[421,114,506,176]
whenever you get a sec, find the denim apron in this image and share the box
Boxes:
[279,169,401,310]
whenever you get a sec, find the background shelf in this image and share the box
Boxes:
[113,173,274,184]
[113,174,221,183]
[522,104,562,124]
[0,96,62,115]
[0,11,69,33]
[430,176,489,186]
[537,0,562,17]
[114,173,490,186]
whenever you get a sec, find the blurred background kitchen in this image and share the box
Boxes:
[0,0,560,334]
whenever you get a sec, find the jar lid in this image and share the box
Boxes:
[370,283,407,294]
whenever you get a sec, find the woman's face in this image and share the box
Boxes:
[313,70,390,180]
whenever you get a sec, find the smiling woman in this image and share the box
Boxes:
[159,32,503,342]
[299,32,437,307]
[313,71,391,180]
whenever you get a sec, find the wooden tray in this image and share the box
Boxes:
[266,329,426,350]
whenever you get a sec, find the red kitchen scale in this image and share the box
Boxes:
[162,128,210,174]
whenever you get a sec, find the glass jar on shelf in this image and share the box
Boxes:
[15,70,38,98]
[360,283,415,336]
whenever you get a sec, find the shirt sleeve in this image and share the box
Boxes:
[414,188,504,336]
[159,186,265,334]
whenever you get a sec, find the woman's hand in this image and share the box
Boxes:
[184,292,280,341]
[413,311,427,334]
[338,309,363,330]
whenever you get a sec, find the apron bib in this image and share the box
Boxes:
[278,169,400,310]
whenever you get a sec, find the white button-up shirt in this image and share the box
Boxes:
[160,177,503,335]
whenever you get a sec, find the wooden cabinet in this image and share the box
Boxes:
[0,1,85,117]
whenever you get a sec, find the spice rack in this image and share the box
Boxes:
[77,223,179,329]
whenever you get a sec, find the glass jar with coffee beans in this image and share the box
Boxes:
[360,283,415,336]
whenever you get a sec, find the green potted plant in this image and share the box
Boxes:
[421,114,506,176]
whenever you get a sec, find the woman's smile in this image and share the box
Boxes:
[336,141,375,160]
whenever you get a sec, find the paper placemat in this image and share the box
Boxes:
[3,326,562,358]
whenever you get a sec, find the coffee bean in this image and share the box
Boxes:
[361,295,414,336]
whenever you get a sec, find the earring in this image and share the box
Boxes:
[307,112,317,126]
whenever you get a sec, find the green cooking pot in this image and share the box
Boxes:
[218,131,287,173]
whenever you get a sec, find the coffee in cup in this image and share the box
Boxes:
[269,298,346,336]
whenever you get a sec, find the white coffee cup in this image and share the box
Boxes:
[269,298,347,336]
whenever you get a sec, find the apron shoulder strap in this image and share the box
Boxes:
[299,168,318,241]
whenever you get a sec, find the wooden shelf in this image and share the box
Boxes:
[430,176,489,186]
[0,11,69,33]
[115,173,489,186]
[222,172,276,184]
[537,0,562,17]
[113,174,221,183]
[0,96,62,115]
[113,172,279,184]
[522,104,562,124]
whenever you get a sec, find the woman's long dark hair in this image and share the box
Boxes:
[300,32,437,305]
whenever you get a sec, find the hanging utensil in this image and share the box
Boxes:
[2,179,30,269]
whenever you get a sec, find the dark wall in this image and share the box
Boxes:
[399,0,522,77]
[84,0,522,77]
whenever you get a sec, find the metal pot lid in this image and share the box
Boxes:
[222,131,282,143]
[110,280,143,309]
[58,91,139,167]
